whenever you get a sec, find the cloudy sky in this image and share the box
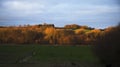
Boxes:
[0,0,120,28]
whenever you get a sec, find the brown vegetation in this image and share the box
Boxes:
[0,23,115,45]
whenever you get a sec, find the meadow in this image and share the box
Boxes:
[0,45,104,67]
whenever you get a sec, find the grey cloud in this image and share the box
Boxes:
[0,0,120,28]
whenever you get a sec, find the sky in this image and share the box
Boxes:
[0,0,120,29]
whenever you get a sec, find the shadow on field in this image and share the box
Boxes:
[93,25,120,67]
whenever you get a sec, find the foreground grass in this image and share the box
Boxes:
[0,45,103,67]
[32,45,98,62]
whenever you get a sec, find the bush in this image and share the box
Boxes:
[93,25,120,67]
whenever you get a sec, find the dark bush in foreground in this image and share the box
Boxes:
[93,25,120,67]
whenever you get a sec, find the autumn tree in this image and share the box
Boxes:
[57,29,75,45]
[85,29,102,44]
[44,27,56,44]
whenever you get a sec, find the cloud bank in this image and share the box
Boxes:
[0,0,120,28]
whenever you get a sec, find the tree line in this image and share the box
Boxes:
[0,24,117,45]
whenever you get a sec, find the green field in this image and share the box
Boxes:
[0,45,104,67]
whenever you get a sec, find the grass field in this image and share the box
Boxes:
[0,45,104,67]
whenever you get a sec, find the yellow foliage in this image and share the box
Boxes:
[75,29,86,34]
